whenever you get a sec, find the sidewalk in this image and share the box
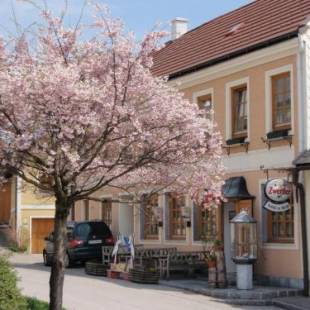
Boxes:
[273,297,310,310]
[160,279,304,307]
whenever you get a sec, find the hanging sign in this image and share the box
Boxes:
[264,178,292,212]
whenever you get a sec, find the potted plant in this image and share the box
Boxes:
[206,252,217,268]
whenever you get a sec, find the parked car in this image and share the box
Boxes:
[43,220,114,267]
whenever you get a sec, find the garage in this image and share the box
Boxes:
[31,218,54,254]
[0,181,12,224]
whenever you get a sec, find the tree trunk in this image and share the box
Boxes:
[49,199,69,310]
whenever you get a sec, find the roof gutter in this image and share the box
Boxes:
[168,31,299,80]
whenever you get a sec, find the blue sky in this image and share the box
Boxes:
[0,0,252,39]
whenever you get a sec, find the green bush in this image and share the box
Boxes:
[25,297,49,310]
[8,241,28,253]
[0,256,27,310]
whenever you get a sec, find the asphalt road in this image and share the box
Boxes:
[11,254,281,310]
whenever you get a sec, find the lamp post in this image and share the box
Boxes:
[230,210,257,290]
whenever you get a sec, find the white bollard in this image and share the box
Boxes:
[236,264,253,290]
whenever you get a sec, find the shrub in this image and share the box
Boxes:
[25,297,49,310]
[8,241,28,253]
[0,256,27,310]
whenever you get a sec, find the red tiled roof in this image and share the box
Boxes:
[152,0,310,78]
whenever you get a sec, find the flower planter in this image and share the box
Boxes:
[207,260,216,268]
[85,261,109,277]
[129,268,159,284]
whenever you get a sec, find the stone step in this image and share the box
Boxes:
[222,298,273,306]
[160,280,303,307]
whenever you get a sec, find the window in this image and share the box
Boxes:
[102,199,112,227]
[83,199,89,221]
[261,183,294,244]
[232,85,247,138]
[142,194,159,240]
[272,72,291,131]
[200,206,217,240]
[197,94,213,120]
[267,206,294,243]
[193,202,217,241]
[168,193,186,240]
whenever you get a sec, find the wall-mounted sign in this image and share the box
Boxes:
[263,201,291,212]
[264,179,292,212]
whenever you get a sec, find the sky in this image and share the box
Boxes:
[0,0,253,39]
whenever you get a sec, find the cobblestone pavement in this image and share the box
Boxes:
[11,254,282,310]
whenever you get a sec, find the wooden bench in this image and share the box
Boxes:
[103,246,208,280]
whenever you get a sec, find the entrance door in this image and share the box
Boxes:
[31,218,54,254]
[224,202,236,277]
[119,197,134,237]
[0,182,11,224]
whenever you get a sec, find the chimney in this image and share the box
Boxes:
[171,17,188,40]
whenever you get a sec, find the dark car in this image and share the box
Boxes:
[43,220,114,267]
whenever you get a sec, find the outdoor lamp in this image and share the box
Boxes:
[230,210,257,290]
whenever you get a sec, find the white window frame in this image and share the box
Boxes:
[225,77,250,141]
[138,191,161,244]
[163,192,190,245]
[192,88,214,121]
[264,64,294,134]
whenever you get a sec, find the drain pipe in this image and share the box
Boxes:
[294,173,309,296]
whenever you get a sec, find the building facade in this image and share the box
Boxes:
[94,0,309,289]
[4,0,310,291]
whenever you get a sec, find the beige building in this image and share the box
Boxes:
[90,0,309,289]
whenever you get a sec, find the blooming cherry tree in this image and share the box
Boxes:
[0,3,224,309]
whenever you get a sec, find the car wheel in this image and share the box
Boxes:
[43,251,50,266]
[64,253,72,268]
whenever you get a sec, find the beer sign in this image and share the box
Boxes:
[264,179,292,212]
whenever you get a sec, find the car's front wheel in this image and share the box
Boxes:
[43,250,51,267]
[64,252,73,268]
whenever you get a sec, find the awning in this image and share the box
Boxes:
[223,176,255,200]
[293,149,310,166]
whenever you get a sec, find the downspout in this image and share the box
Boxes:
[297,34,306,152]
[295,26,310,296]
[295,179,309,296]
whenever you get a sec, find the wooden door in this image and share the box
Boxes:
[0,182,11,224]
[31,218,54,254]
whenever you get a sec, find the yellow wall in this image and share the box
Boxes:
[20,183,54,206]
[20,208,55,252]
